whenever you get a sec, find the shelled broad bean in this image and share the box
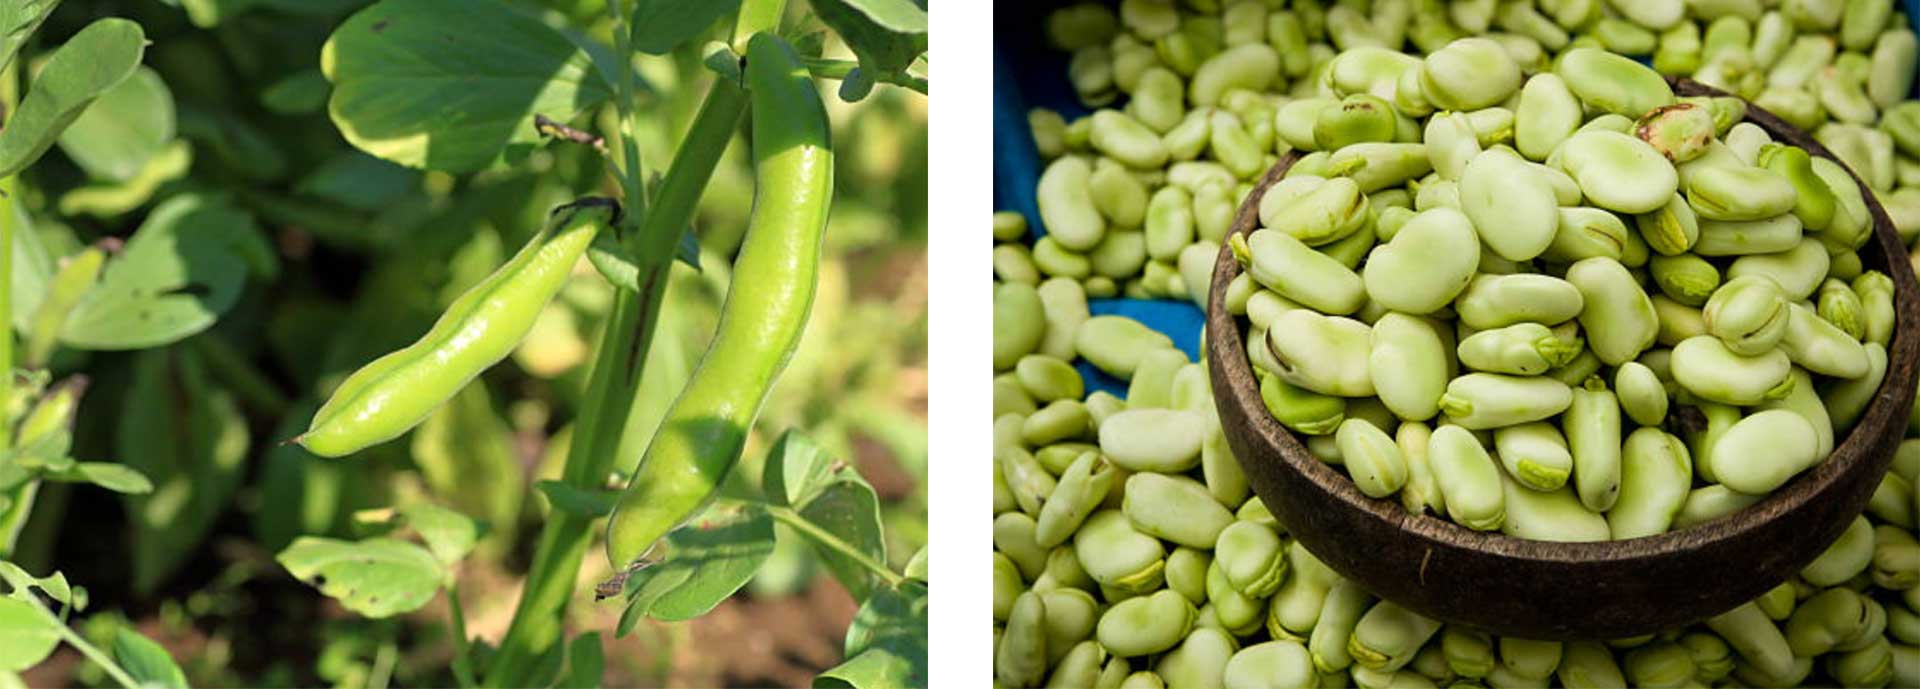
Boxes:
[996,1,1920,686]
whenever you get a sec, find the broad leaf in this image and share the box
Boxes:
[60,194,255,350]
[260,69,330,114]
[0,564,70,608]
[8,206,52,336]
[45,462,153,494]
[56,67,175,182]
[322,0,613,171]
[399,503,480,567]
[810,0,927,93]
[762,430,833,507]
[556,632,604,689]
[0,18,146,177]
[0,0,59,73]
[796,477,887,601]
[411,384,521,535]
[253,402,352,552]
[534,480,616,520]
[118,347,249,594]
[295,152,419,211]
[277,537,443,618]
[903,545,925,582]
[616,505,774,626]
[629,0,741,55]
[816,583,927,689]
[0,597,57,672]
[111,628,187,689]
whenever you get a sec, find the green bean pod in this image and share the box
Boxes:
[606,34,833,567]
[300,200,615,458]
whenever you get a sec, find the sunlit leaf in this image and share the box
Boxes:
[321,0,612,171]
[56,67,175,182]
[762,429,833,507]
[277,537,443,618]
[399,503,480,567]
[45,462,153,494]
[60,194,255,350]
[0,18,146,177]
[796,477,887,601]
[112,628,187,689]
[0,598,58,672]
[816,582,927,689]
[809,0,927,96]
[0,0,60,73]
[617,505,774,624]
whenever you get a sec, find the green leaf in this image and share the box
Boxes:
[534,480,616,520]
[0,0,60,73]
[796,478,887,601]
[815,583,927,689]
[45,462,152,494]
[8,208,52,337]
[556,632,604,689]
[617,505,775,623]
[629,0,741,55]
[0,597,58,672]
[260,68,330,115]
[295,152,420,211]
[252,400,355,552]
[0,18,146,177]
[809,0,927,93]
[277,537,444,618]
[176,0,256,27]
[903,545,925,583]
[410,385,521,535]
[60,194,255,350]
[399,503,480,567]
[57,140,194,218]
[118,347,249,594]
[176,105,287,181]
[322,0,613,172]
[112,628,187,689]
[762,430,833,507]
[56,67,175,182]
[0,565,69,609]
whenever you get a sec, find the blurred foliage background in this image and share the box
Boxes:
[5,0,926,686]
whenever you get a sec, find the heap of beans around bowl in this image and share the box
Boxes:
[1223,40,1898,540]
[993,305,1919,687]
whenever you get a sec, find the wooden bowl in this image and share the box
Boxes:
[1205,78,1920,639]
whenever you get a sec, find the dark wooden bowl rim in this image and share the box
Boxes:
[1205,78,1920,639]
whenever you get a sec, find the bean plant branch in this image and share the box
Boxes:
[18,595,140,689]
[483,73,748,689]
[764,504,908,589]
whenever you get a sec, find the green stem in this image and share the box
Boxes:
[765,505,907,589]
[732,0,787,49]
[38,604,138,689]
[368,636,397,689]
[481,82,746,689]
[446,580,476,689]
[604,0,647,224]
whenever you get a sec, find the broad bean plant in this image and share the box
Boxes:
[0,0,926,687]
[995,1,1919,687]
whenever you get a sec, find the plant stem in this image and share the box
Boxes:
[481,80,746,689]
[765,505,907,588]
[446,580,476,689]
[604,0,647,224]
[37,603,138,689]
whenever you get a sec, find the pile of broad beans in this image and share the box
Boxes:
[994,0,1920,687]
